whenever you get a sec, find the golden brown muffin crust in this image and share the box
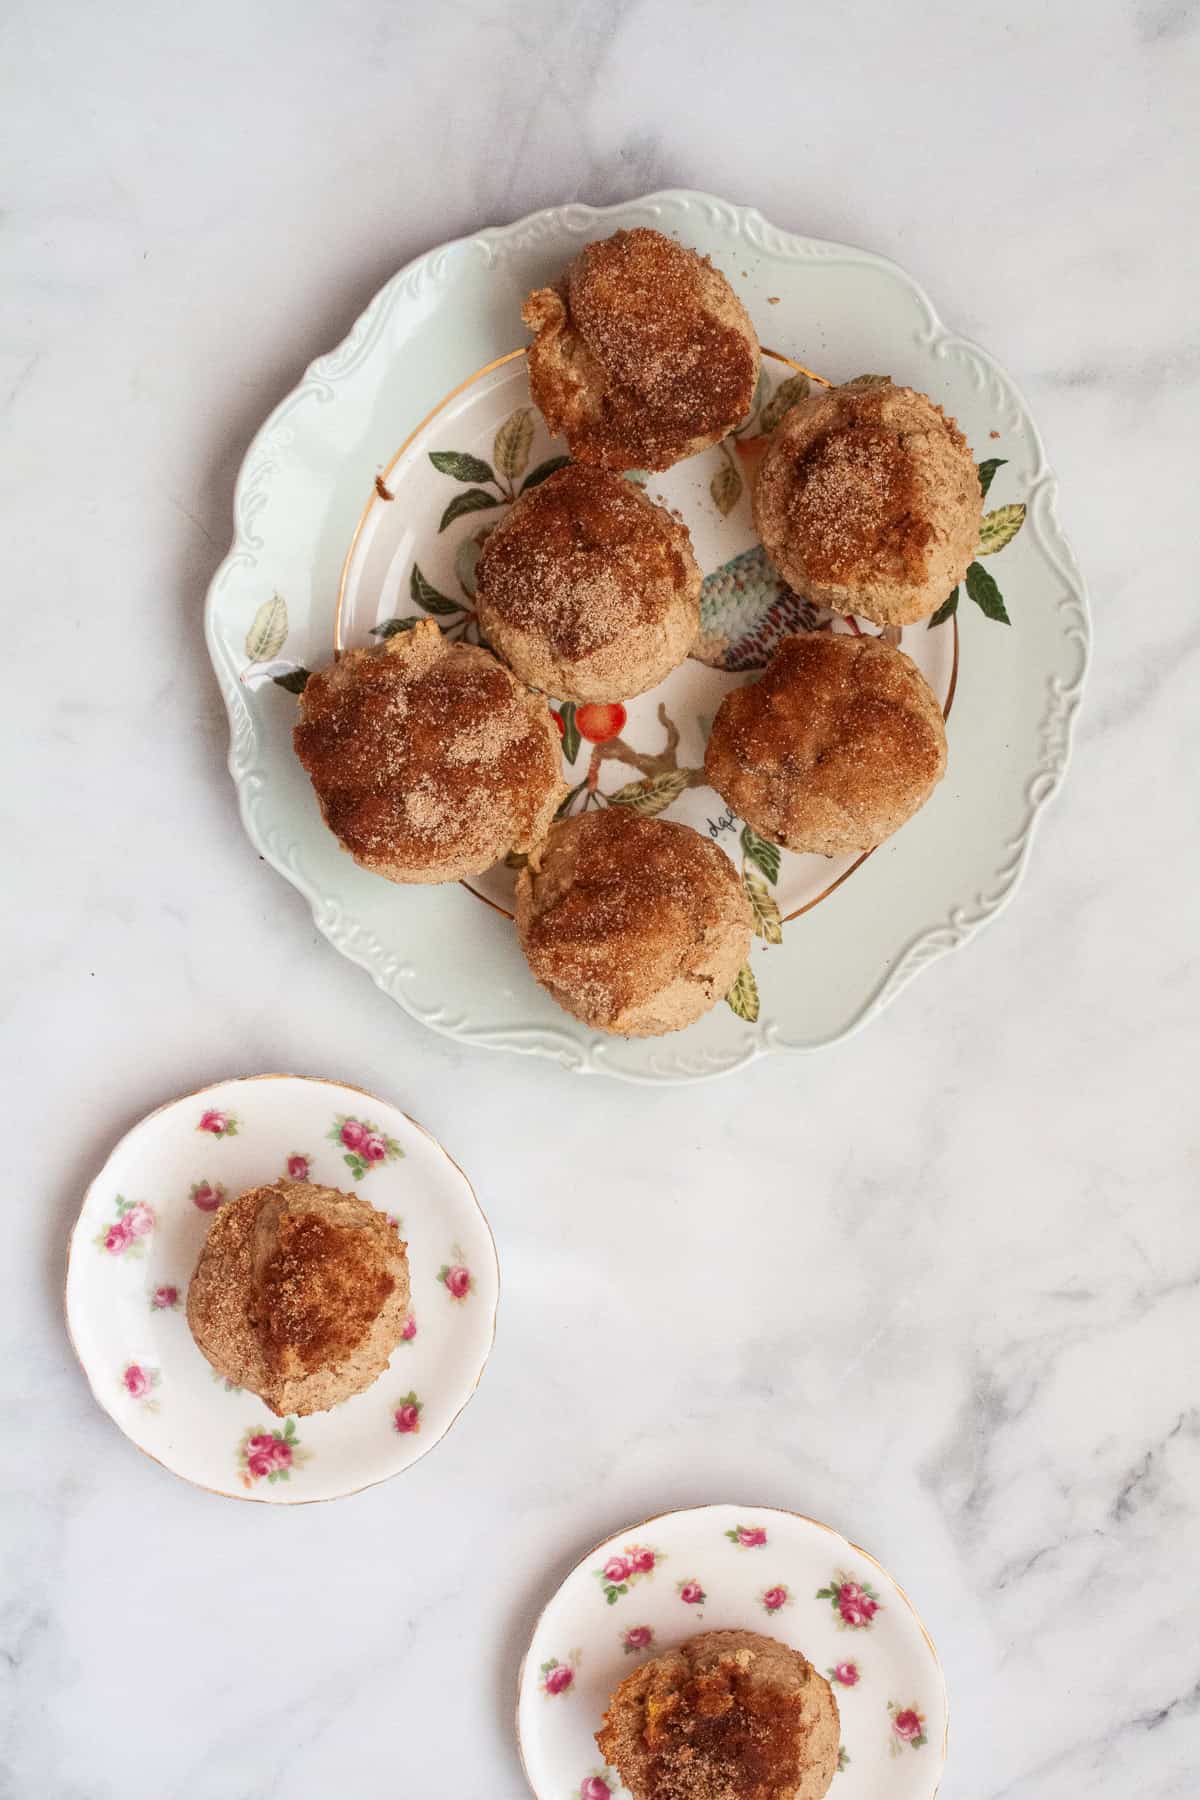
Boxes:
[293,619,565,883]
[186,1180,411,1416]
[515,808,752,1036]
[474,464,700,700]
[523,228,760,471]
[704,633,947,858]
[753,380,981,626]
[597,1630,840,1800]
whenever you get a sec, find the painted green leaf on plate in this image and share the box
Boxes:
[493,408,534,483]
[272,666,310,693]
[437,488,502,534]
[710,460,742,516]
[759,373,810,435]
[245,593,288,663]
[429,450,494,484]
[608,768,693,817]
[976,457,1007,501]
[557,701,581,765]
[726,961,760,1022]
[965,560,1010,623]
[744,867,783,944]
[927,588,959,629]
[740,825,781,884]
[977,502,1025,556]
[521,455,571,493]
[411,563,462,615]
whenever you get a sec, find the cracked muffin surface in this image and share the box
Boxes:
[753,379,981,626]
[515,808,751,1035]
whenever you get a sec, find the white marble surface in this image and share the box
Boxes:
[2,2,1198,1795]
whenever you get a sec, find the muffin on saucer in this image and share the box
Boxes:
[475,464,701,702]
[704,633,947,858]
[294,619,565,883]
[753,379,981,626]
[515,807,752,1036]
[187,1179,411,1417]
[523,227,760,471]
[596,1629,840,1800]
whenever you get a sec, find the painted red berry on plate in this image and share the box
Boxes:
[575,702,627,743]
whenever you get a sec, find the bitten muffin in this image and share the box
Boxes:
[475,464,701,702]
[523,228,760,471]
[596,1629,841,1800]
[187,1179,411,1416]
[704,633,947,858]
[294,619,565,883]
[515,808,752,1036]
[753,379,982,626]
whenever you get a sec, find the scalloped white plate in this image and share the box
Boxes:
[205,190,1089,1083]
[65,1076,498,1503]
[516,1504,947,1800]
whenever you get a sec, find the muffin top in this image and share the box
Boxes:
[186,1179,411,1417]
[523,228,760,471]
[752,380,981,626]
[294,619,565,883]
[596,1629,841,1800]
[474,464,701,702]
[704,632,947,859]
[515,807,752,1036]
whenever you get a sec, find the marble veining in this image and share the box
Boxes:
[2,2,1198,1797]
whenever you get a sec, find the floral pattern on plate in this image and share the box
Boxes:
[329,1113,404,1180]
[817,1571,882,1630]
[66,1076,498,1503]
[725,1523,768,1548]
[121,1363,160,1409]
[888,1703,928,1754]
[539,1652,581,1698]
[284,1153,311,1180]
[594,1545,663,1606]
[197,1108,238,1138]
[517,1504,946,1800]
[95,1197,155,1257]
[238,1418,305,1487]
[392,1392,422,1434]
[438,1256,473,1301]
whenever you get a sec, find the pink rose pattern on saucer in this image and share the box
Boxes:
[539,1651,581,1698]
[725,1523,768,1548]
[392,1392,422,1434]
[594,1545,663,1605]
[329,1113,403,1181]
[197,1109,238,1138]
[817,1571,882,1630]
[621,1625,654,1654]
[149,1283,180,1311]
[285,1153,311,1180]
[439,1258,473,1301]
[400,1313,417,1343]
[759,1583,790,1614]
[574,1775,615,1798]
[829,1661,860,1687]
[888,1703,927,1754]
[121,1362,160,1409]
[677,1578,706,1605]
[95,1196,156,1258]
[190,1179,226,1212]
[238,1417,305,1488]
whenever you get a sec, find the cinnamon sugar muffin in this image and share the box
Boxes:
[294,619,565,883]
[186,1179,411,1416]
[596,1629,840,1800]
[475,464,701,702]
[523,228,760,471]
[515,808,752,1036]
[753,379,981,626]
[704,633,947,858]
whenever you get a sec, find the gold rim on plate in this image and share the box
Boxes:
[333,345,960,930]
[514,1500,949,1800]
[63,1072,500,1506]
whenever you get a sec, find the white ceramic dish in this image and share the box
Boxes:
[205,190,1089,1083]
[65,1075,498,1502]
[516,1503,947,1799]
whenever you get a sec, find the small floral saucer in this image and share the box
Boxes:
[65,1075,498,1502]
[516,1503,947,1799]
